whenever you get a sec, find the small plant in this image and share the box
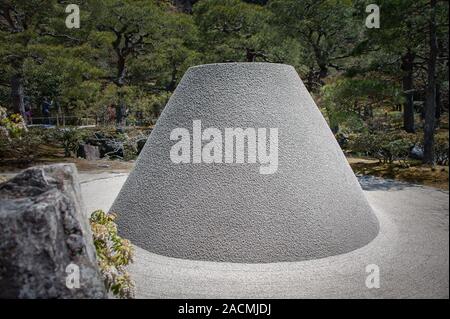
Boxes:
[54,128,86,157]
[0,106,27,138]
[349,131,416,164]
[433,134,449,166]
[0,108,42,163]
[89,209,135,299]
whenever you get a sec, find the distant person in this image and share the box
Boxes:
[136,110,143,126]
[24,96,32,125]
[24,104,32,125]
[42,97,52,125]
[107,104,116,125]
[116,103,127,127]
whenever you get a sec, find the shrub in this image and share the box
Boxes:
[349,131,417,164]
[434,134,449,165]
[89,209,135,299]
[54,128,87,157]
[0,131,43,162]
[0,108,42,163]
[0,106,27,138]
[30,127,60,144]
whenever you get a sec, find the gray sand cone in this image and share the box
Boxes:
[111,63,379,263]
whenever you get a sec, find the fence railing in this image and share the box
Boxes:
[25,116,157,127]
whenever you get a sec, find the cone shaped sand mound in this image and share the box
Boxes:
[111,63,379,263]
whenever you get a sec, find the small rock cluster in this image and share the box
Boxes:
[77,130,150,161]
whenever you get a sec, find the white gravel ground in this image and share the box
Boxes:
[80,173,449,299]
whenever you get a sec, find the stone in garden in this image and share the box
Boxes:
[410,144,424,160]
[111,63,379,263]
[136,138,147,155]
[99,139,124,158]
[0,164,107,298]
[84,132,124,159]
[77,143,100,161]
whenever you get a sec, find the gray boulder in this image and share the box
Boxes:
[99,139,124,159]
[410,144,424,160]
[77,143,100,161]
[0,164,107,298]
[84,132,124,159]
[136,138,147,155]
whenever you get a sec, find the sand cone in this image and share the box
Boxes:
[111,63,379,263]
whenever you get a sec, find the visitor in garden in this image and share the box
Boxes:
[42,97,52,125]
[24,97,32,125]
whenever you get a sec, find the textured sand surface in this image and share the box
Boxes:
[110,63,379,262]
[81,174,448,298]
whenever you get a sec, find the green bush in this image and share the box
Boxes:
[0,108,42,162]
[349,131,417,164]
[0,131,43,162]
[54,128,88,157]
[89,210,135,299]
[30,127,60,144]
[0,106,27,138]
[434,134,449,165]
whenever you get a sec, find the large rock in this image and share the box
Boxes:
[84,132,124,159]
[136,138,147,155]
[409,144,424,160]
[100,139,124,158]
[0,164,107,298]
[77,143,100,161]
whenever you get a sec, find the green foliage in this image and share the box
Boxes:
[322,77,403,114]
[0,130,42,163]
[0,106,27,138]
[53,128,87,157]
[268,0,361,88]
[415,133,450,166]
[194,0,274,62]
[321,76,405,135]
[0,0,448,170]
[0,106,42,162]
[89,209,135,299]
[349,131,417,164]
[119,133,147,161]
[433,134,449,166]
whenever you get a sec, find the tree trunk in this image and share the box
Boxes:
[311,41,328,85]
[318,64,328,80]
[116,95,126,127]
[423,0,438,164]
[401,49,415,133]
[246,48,257,62]
[166,67,178,92]
[116,54,127,87]
[56,102,62,127]
[11,73,25,117]
[115,54,126,127]
[325,104,339,133]
[435,82,441,124]
[305,68,315,91]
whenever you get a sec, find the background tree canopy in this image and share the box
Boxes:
[0,0,448,165]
